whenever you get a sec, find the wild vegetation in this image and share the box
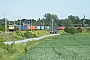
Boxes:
[0,30,49,42]
[0,30,49,60]
[64,27,83,34]
[0,38,51,60]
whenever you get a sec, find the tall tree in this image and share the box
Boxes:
[62,19,73,27]
[68,15,80,24]
[44,13,58,26]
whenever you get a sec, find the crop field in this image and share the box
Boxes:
[18,34,90,60]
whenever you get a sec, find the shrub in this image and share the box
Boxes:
[64,27,69,33]
[77,28,82,33]
[24,47,27,52]
[64,27,77,34]
[0,31,2,34]
[24,31,32,38]
[16,30,24,37]
[31,34,36,37]
[86,28,90,33]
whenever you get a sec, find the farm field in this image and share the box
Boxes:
[18,34,90,60]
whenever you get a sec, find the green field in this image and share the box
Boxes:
[18,34,90,60]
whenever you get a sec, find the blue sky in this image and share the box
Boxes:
[0,0,90,20]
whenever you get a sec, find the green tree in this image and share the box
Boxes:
[44,13,59,26]
[68,15,80,24]
[62,19,73,27]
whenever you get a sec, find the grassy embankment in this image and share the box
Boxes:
[0,30,49,42]
[18,34,90,60]
[0,30,50,60]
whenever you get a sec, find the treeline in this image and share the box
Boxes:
[0,13,90,31]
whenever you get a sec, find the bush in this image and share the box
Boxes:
[0,31,2,34]
[24,31,31,38]
[77,27,82,33]
[64,27,77,34]
[60,30,68,35]
[86,28,90,33]
[24,31,36,38]
[31,34,36,38]
[64,27,69,33]
[0,25,4,31]
[16,30,24,37]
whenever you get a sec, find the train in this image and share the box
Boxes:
[8,24,65,31]
[9,24,88,31]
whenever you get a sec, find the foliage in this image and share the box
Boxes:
[24,31,36,38]
[61,19,73,27]
[68,15,80,24]
[0,31,2,34]
[16,30,24,37]
[64,27,77,34]
[43,13,59,26]
[77,27,82,33]
[86,28,90,33]
[0,32,24,42]
[60,30,68,35]
[0,25,5,31]
[0,30,49,60]
[82,30,87,33]
[0,33,50,60]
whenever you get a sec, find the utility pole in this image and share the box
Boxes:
[14,19,16,32]
[31,19,32,32]
[43,21,44,30]
[14,19,15,25]
[9,20,10,25]
[4,13,7,33]
[43,21,44,26]
[52,18,54,32]
[40,20,42,30]
[28,19,32,31]
[23,23,24,30]
[20,17,21,31]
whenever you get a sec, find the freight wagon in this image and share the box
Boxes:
[37,26,45,30]
[58,26,65,30]
[44,26,50,30]
[19,25,27,30]
[27,25,37,30]
[53,26,58,30]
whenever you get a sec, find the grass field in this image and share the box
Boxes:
[18,34,90,60]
